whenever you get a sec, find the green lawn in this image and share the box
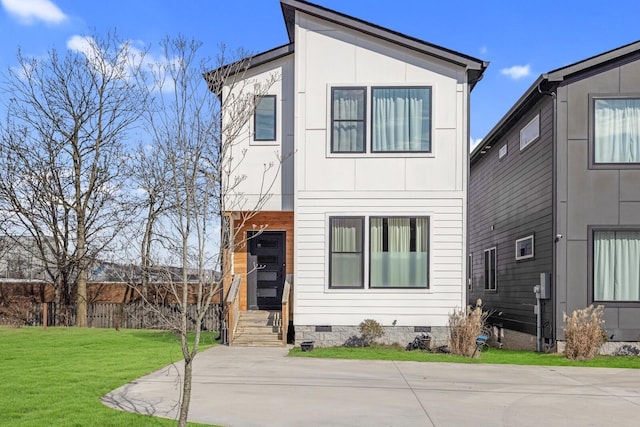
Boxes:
[0,326,217,427]
[289,345,640,369]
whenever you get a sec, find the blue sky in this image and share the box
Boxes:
[1,0,640,149]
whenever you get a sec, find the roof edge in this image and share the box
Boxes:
[203,43,294,95]
[280,0,487,75]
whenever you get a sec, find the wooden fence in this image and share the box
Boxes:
[0,301,221,331]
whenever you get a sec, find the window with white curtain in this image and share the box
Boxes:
[331,88,366,153]
[594,98,640,164]
[329,217,364,288]
[372,87,431,152]
[370,217,429,288]
[593,230,640,301]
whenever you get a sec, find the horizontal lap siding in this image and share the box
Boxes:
[294,197,465,326]
[468,97,554,336]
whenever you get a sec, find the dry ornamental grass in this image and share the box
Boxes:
[448,299,490,357]
[563,305,606,360]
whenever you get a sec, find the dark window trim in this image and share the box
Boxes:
[515,233,535,261]
[254,95,277,142]
[467,253,473,291]
[370,86,432,154]
[328,216,365,289]
[330,87,367,154]
[483,246,497,291]
[368,215,430,289]
[588,225,640,307]
[519,112,540,152]
[589,93,640,170]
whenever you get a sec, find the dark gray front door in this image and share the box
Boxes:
[248,231,286,310]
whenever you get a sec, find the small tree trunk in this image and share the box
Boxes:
[177,356,193,427]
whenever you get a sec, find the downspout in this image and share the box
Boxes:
[537,80,557,351]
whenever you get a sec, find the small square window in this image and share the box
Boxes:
[520,114,539,151]
[515,235,534,261]
[254,95,276,141]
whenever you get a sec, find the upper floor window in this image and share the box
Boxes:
[331,88,366,153]
[370,217,429,288]
[520,114,539,151]
[372,87,431,153]
[594,98,640,164]
[254,95,276,141]
[593,230,640,301]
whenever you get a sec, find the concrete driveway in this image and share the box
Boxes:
[102,345,640,427]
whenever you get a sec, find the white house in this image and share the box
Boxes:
[216,0,487,346]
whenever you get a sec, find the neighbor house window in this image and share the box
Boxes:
[515,235,534,261]
[370,217,429,288]
[468,253,473,290]
[484,247,497,291]
[594,98,640,164]
[329,217,364,288]
[372,87,431,152]
[499,144,508,159]
[254,95,276,141]
[331,88,366,153]
[593,230,640,301]
[520,114,540,150]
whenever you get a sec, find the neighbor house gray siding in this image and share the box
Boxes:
[555,54,640,341]
[469,96,554,337]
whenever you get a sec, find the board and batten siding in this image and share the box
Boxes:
[292,13,469,328]
[468,96,554,337]
[222,54,295,212]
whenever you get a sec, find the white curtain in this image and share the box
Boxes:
[594,99,640,163]
[330,218,362,287]
[372,88,430,152]
[594,231,640,301]
[370,217,428,288]
[333,90,364,152]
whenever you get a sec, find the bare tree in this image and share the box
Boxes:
[0,32,147,326]
[129,36,279,426]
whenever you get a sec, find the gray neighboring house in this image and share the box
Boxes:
[469,40,640,351]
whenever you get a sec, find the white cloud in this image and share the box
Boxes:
[1,0,67,25]
[470,137,483,150]
[500,64,531,80]
[480,46,488,55]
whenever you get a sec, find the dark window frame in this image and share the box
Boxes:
[484,247,497,291]
[328,216,365,289]
[253,95,277,142]
[589,94,640,169]
[368,215,430,289]
[370,86,432,154]
[588,225,640,307]
[331,87,367,153]
[468,253,473,291]
[515,234,535,261]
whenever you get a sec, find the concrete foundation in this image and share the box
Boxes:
[294,325,449,348]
